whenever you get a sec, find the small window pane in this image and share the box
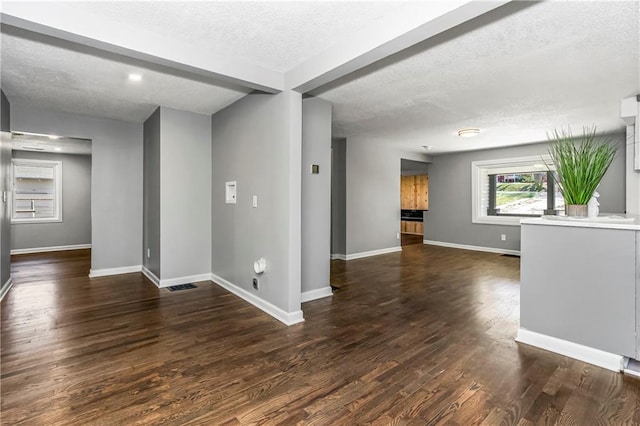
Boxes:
[495,172,548,215]
[12,160,61,222]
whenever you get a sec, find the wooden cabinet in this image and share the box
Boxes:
[401,220,423,235]
[401,175,428,210]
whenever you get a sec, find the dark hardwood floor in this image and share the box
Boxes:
[2,246,640,424]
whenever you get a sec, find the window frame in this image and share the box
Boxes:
[11,158,63,224]
[471,155,556,226]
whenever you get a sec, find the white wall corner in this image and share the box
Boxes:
[141,266,160,287]
[89,265,142,278]
[516,328,623,372]
[210,272,304,326]
[301,286,333,303]
[0,276,14,301]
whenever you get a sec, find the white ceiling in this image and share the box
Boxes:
[63,1,407,73]
[1,31,251,123]
[11,131,92,155]
[1,1,639,154]
[316,1,640,154]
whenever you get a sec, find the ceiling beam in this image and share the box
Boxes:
[285,1,511,93]
[0,3,283,93]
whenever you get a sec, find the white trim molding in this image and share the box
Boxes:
[0,276,14,301]
[11,244,91,255]
[141,268,210,288]
[141,266,160,286]
[471,155,554,226]
[158,273,211,288]
[89,265,142,278]
[345,246,402,260]
[423,240,520,256]
[516,328,623,372]
[330,254,347,260]
[210,272,304,326]
[301,286,333,303]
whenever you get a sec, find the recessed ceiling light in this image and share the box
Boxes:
[128,73,142,82]
[457,128,480,137]
[48,135,60,140]
[54,147,62,152]
[421,145,432,151]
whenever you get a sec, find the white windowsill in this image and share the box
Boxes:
[472,216,527,226]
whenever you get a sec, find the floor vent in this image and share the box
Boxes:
[501,254,521,258]
[167,283,197,292]
[624,358,640,378]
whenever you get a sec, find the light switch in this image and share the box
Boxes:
[252,195,258,208]
[225,181,237,204]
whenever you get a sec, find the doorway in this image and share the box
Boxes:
[9,131,92,278]
[400,159,428,246]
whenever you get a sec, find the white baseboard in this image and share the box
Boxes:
[89,265,142,278]
[159,273,211,288]
[330,254,346,260]
[141,266,160,286]
[423,240,520,256]
[11,244,91,255]
[141,267,209,288]
[516,328,623,372]
[346,246,402,260]
[0,276,13,301]
[301,286,333,303]
[210,272,304,326]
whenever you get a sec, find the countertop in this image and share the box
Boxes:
[520,214,640,231]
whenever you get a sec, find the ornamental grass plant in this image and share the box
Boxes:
[547,126,617,206]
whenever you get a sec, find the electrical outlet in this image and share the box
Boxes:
[396,233,400,240]
[252,195,258,208]
[501,234,506,241]
[147,248,151,258]
[252,278,258,290]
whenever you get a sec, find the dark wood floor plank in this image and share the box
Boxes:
[2,246,640,424]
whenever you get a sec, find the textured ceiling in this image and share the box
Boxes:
[50,1,407,73]
[1,1,639,154]
[1,31,251,123]
[316,1,640,154]
[11,132,92,155]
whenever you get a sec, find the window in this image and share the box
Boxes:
[472,155,562,226]
[11,159,62,223]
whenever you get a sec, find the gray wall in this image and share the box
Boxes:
[160,107,211,279]
[331,138,346,256]
[345,138,431,255]
[424,136,626,252]
[10,103,143,271]
[11,151,91,250]
[143,107,161,278]
[301,97,331,293]
[0,91,11,288]
[520,224,637,357]
[211,92,301,314]
[401,158,429,176]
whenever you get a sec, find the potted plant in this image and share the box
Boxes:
[547,126,617,217]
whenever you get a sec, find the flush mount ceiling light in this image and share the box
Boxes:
[457,128,480,138]
[48,135,60,140]
[54,147,62,151]
[128,73,142,82]
[421,145,432,151]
